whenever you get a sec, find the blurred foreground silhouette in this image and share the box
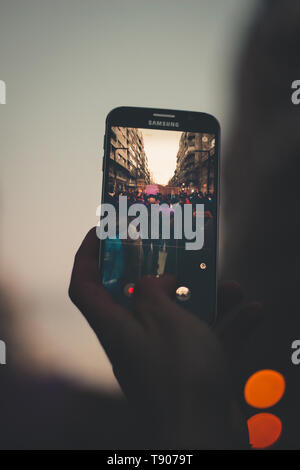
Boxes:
[1,0,300,449]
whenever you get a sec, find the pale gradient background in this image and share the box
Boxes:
[0,0,257,390]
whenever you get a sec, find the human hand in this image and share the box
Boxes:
[69,228,259,448]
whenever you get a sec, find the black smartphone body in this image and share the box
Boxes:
[99,107,220,324]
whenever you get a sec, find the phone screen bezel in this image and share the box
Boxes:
[100,106,220,325]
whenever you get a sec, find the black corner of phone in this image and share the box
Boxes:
[99,106,220,325]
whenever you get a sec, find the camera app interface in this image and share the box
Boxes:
[101,126,217,321]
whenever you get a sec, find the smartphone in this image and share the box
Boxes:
[99,107,220,324]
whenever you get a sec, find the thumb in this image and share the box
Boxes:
[134,274,177,302]
[132,275,179,326]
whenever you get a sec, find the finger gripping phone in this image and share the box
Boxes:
[99,107,220,324]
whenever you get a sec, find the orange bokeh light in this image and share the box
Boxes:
[247,413,282,449]
[244,369,285,409]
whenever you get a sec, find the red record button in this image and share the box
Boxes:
[124,283,135,297]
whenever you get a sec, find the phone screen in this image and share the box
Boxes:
[100,121,218,324]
